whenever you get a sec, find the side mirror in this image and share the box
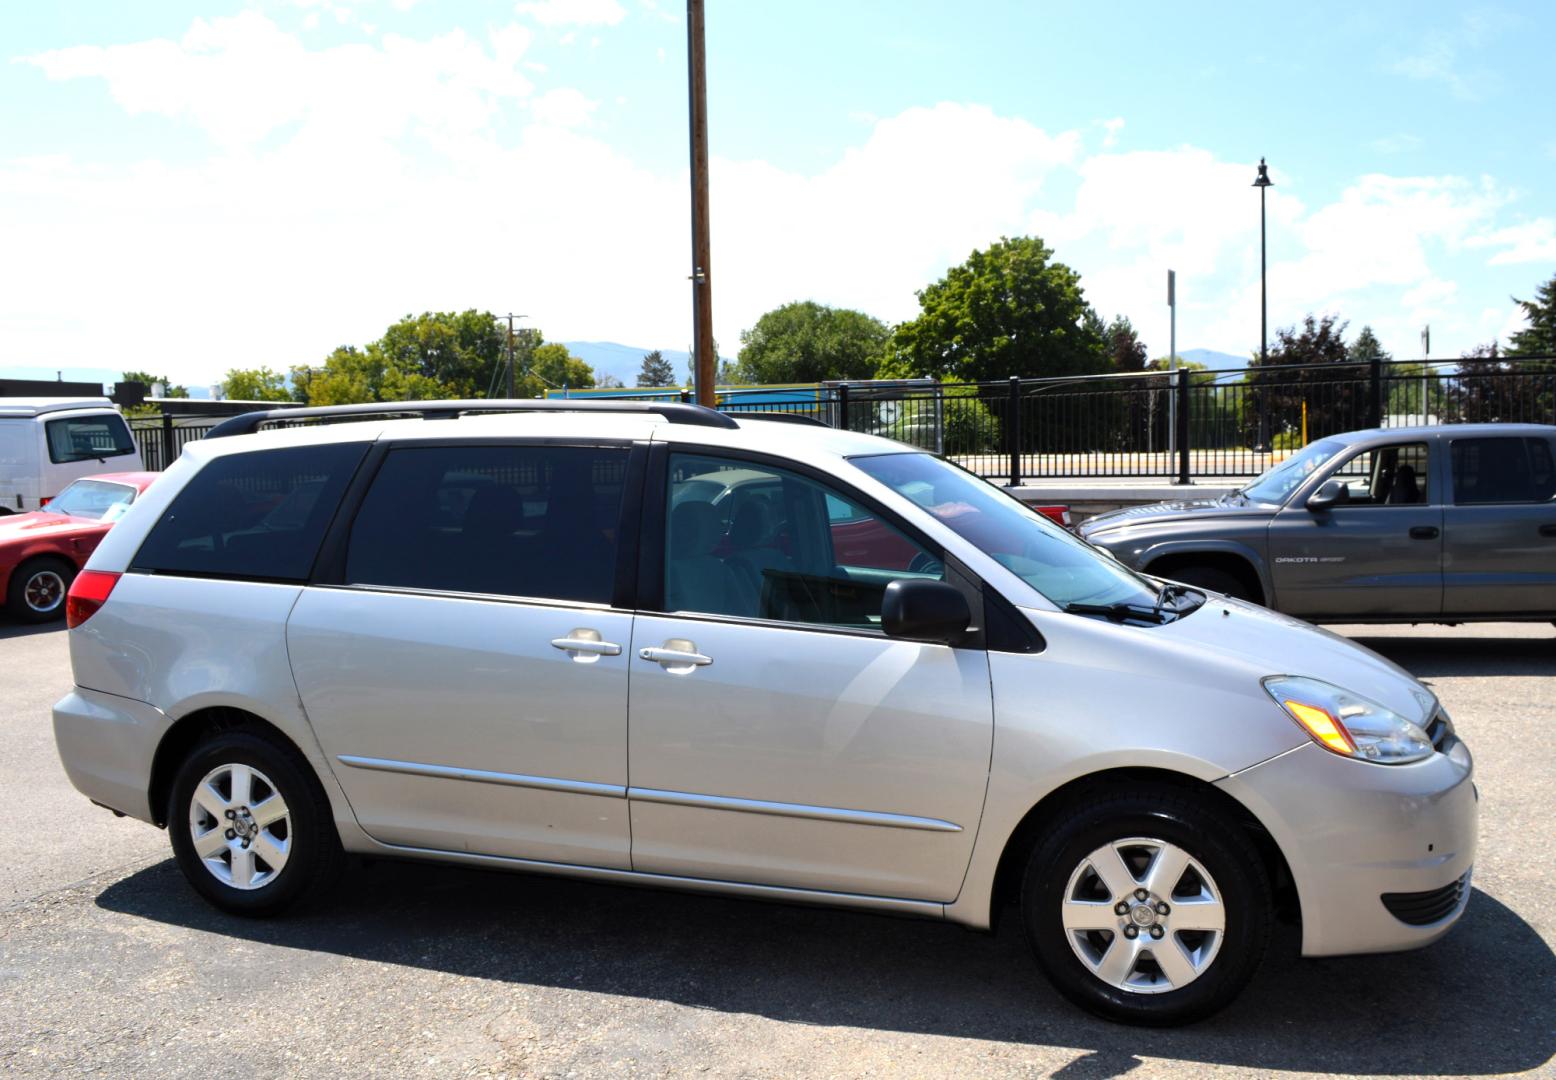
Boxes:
[882,578,971,645]
[1306,480,1350,512]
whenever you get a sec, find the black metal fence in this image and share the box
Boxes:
[126,355,1556,484]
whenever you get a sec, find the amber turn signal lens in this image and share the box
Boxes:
[1283,699,1356,755]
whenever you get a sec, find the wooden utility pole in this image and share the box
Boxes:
[687,0,715,406]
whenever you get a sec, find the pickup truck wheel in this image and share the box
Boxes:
[6,557,75,622]
[167,727,343,916]
[1161,565,1253,603]
[1020,788,1272,1026]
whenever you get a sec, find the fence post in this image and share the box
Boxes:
[837,383,850,431]
[1008,376,1022,488]
[679,389,691,404]
[1369,353,1384,428]
[1175,370,1191,484]
[160,413,175,471]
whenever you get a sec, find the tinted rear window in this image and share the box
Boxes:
[133,443,367,581]
[345,444,628,604]
[46,414,136,464]
[1450,437,1556,504]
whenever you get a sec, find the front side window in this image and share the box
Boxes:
[134,443,367,581]
[1238,439,1345,505]
[346,444,628,604]
[665,453,942,630]
[46,479,137,521]
[45,414,136,464]
[1325,442,1431,505]
[852,452,1162,611]
[1451,437,1556,504]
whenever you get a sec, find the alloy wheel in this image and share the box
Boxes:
[1060,836,1226,994]
[187,763,291,890]
[23,569,66,614]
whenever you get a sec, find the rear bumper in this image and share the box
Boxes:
[1216,739,1477,957]
[53,686,171,824]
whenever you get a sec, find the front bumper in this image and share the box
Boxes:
[53,686,172,824]
[1216,737,1477,957]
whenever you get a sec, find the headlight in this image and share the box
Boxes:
[1263,676,1434,765]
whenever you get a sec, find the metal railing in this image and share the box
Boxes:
[126,355,1556,483]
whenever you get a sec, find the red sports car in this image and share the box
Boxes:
[1,472,158,623]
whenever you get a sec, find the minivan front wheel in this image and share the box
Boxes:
[1021,788,1271,1026]
[167,727,342,916]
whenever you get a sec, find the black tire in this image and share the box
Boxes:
[1163,565,1255,604]
[1020,787,1272,1026]
[166,726,343,916]
[5,556,75,622]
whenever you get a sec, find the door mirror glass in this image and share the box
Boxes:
[1306,480,1349,512]
[881,579,971,644]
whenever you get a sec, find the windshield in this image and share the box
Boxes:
[851,453,1163,610]
[47,480,136,521]
[1240,439,1345,504]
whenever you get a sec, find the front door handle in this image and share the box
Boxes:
[550,629,622,662]
[640,639,713,673]
[1408,526,1440,540]
[1540,524,1556,538]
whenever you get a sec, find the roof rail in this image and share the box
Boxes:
[204,398,738,439]
[729,411,830,427]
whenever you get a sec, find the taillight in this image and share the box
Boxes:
[40,496,53,507]
[66,570,120,628]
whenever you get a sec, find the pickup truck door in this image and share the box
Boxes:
[1442,434,1556,616]
[1268,439,1443,619]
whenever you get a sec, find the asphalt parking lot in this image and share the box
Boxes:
[1,619,1553,1079]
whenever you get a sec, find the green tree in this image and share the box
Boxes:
[1244,314,1360,444]
[637,350,676,387]
[1508,273,1556,356]
[527,343,596,392]
[120,371,188,398]
[375,310,506,399]
[220,366,291,402]
[735,301,890,384]
[887,235,1107,382]
[1103,316,1148,372]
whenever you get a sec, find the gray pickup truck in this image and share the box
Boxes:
[1079,423,1556,624]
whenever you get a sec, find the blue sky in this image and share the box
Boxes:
[2,0,1552,389]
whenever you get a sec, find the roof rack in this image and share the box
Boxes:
[204,398,738,439]
[730,412,829,427]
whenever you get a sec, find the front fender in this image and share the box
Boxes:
[1137,537,1273,602]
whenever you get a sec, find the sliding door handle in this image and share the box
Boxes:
[1408,526,1440,540]
[550,629,622,662]
[640,639,713,672]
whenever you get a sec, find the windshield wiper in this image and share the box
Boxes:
[1061,602,1169,625]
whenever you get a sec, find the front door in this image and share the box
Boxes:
[627,450,993,903]
[289,441,637,869]
[1442,434,1556,615]
[1269,439,1443,619]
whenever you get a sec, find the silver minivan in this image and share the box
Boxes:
[53,401,1476,1025]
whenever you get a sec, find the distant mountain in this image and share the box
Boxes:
[1177,348,1249,373]
[0,364,119,390]
[563,341,735,388]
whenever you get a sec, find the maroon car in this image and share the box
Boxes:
[1,472,158,622]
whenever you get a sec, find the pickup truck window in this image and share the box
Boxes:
[1451,437,1556,504]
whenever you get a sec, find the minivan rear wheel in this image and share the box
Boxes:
[167,727,343,916]
[6,557,75,622]
[1020,788,1271,1026]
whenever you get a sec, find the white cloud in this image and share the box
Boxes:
[2,16,1548,383]
[1466,219,1556,265]
[1371,132,1422,154]
[1101,117,1124,148]
[515,0,626,28]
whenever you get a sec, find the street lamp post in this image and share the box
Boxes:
[1252,158,1273,451]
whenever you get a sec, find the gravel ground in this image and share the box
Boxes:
[1,618,1552,1078]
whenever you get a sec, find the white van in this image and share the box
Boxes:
[0,399,144,514]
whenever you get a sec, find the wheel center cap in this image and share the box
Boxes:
[1129,903,1157,927]
[232,808,256,840]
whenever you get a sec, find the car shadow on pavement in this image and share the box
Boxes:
[1347,632,1556,679]
[0,619,65,641]
[98,858,1553,1076]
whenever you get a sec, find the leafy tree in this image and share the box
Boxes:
[1508,273,1556,356]
[887,236,1108,383]
[735,301,890,384]
[375,310,507,399]
[121,371,188,398]
[637,350,676,387]
[527,343,596,392]
[1243,314,1361,443]
[1103,316,1147,372]
[596,373,624,389]
[220,367,292,402]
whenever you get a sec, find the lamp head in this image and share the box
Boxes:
[1252,158,1273,188]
